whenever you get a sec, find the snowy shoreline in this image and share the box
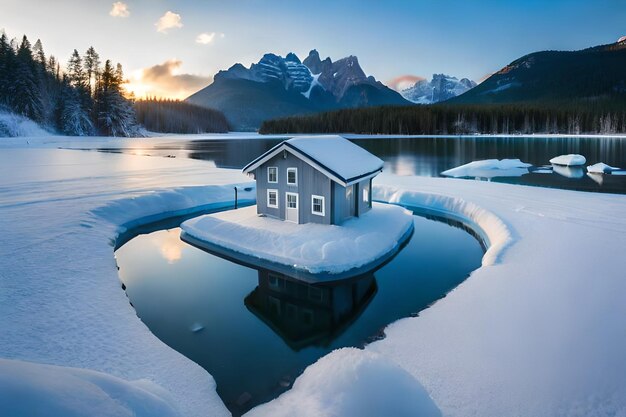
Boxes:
[1,142,625,417]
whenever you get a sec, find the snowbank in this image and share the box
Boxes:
[441,158,531,178]
[374,185,512,266]
[0,148,253,417]
[369,175,626,417]
[587,162,620,174]
[0,110,51,137]
[180,203,414,275]
[0,359,180,417]
[245,348,441,417]
[549,153,586,166]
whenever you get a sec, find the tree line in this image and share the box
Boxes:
[134,98,230,134]
[260,101,626,135]
[0,32,139,136]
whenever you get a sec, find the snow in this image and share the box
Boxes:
[0,109,52,137]
[245,348,441,417]
[285,135,384,182]
[302,72,322,99]
[441,158,531,179]
[549,153,587,166]
[0,142,254,417]
[0,358,179,417]
[368,175,626,417]
[586,162,620,174]
[2,135,626,417]
[180,203,414,275]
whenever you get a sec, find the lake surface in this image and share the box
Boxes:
[98,135,626,194]
[115,209,484,415]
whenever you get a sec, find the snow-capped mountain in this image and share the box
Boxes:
[401,74,477,104]
[186,50,409,130]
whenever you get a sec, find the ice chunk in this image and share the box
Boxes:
[586,162,619,174]
[441,159,531,179]
[245,348,441,417]
[549,154,586,166]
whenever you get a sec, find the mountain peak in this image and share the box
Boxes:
[618,35,626,44]
[401,74,476,104]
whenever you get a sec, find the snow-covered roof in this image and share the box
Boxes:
[242,135,384,186]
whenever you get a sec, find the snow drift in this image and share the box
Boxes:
[244,348,441,417]
[0,110,51,137]
[0,359,180,417]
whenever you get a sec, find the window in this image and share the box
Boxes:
[268,273,284,290]
[287,167,297,185]
[311,195,325,216]
[267,166,277,183]
[267,189,278,208]
[363,188,369,203]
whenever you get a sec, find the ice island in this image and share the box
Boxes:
[181,135,414,279]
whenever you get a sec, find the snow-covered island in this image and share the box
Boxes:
[181,135,414,277]
[1,135,625,417]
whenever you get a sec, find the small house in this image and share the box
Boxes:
[242,135,383,225]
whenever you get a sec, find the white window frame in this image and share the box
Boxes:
[311,194,325,216]
[285,192,299,209]
[286,167,298,186]
[267,166,278,184]
[267,189,278,208]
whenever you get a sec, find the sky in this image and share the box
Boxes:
[1,0,625,99]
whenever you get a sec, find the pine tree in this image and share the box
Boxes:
[58,77,93,135]
[83,46,100,97]
[0,32,16,108]
[13,35,44,121]
[95,60,138,136]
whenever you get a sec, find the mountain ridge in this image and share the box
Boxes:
[186,50,410,130]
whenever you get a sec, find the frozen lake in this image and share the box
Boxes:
[115,210,483,415]
[95,135,626,194]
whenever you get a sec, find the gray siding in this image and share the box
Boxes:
[357,178,372,216]
[255,150,332,225]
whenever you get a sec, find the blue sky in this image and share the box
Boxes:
[2,0,625,98]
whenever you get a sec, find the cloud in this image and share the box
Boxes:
[109,2,130,18]
[124,59,212,100]
[386,75,426,91]
[155,11,183,33]
[196,32,225,45]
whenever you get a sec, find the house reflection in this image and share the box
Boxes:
[245,269,377,351]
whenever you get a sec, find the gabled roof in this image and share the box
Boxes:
[242,135,384,187]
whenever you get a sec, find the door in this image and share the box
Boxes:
[285,192,299,223]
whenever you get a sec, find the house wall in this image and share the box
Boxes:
[254,150,332,225]
[331,178,373,224]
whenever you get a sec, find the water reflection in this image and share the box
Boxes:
[115,213,484,415]
[245,270,376,351]
[552,164,585,179]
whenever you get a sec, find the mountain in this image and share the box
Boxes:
[400,74,476,104]
[451,37,626,104]
[186,50,410,130]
